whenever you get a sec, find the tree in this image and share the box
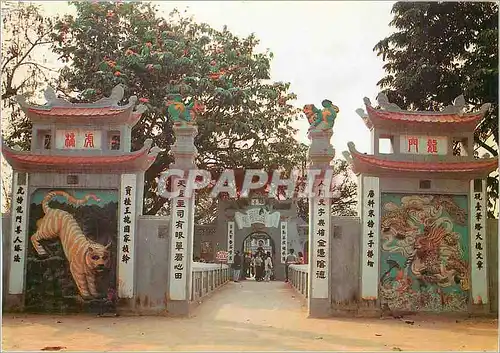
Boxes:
[374,1,498,217]
[3,1,358,221]
[1,3,58,150]
[1,158,12,213]
[1,3,58,212]
[48,1,307,216]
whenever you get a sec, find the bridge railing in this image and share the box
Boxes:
[288,264,308,298]
[191,262,231,302]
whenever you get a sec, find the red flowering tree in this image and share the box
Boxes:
[51,1,308,217]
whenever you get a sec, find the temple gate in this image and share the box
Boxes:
[2,85,160,312]
[206,197,308,282]
[3,86,496,318]
[343,93,497,314]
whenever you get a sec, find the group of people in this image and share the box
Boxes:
[250,251,275,282]
[231,250,274,282]
[231,248,305,283]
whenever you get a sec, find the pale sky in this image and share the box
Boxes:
[37,0,396,155]
[1,1,396,211]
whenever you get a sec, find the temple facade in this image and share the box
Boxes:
[189,168,309,270]
[2,85,160,312]
[2,87,496,318]
[344,93,497,314]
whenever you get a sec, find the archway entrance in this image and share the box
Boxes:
[242,232,274,255]
[240,232,276,280]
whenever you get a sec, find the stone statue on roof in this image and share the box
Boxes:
[304,99,339,132]
[166,94,205,127]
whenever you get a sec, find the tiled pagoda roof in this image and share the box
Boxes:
[356,93,491,132]
[343,142,498,179]
[2,139,161,173]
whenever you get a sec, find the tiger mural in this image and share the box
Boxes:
[31,190,112,300]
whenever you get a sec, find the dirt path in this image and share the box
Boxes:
[2,281,498,351]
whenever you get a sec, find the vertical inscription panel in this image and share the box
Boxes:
[361,176,379,299]
[118,173,137,298]
[227,222,235,263]
[169,179,188,301]
[280,221,288,264]
[309,181,330,299]
[470,179,488,304]
[8,172,29,294]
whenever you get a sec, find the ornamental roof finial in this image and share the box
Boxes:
[109,84,125,105]
[376,92,401,111]
[443,94,466,115]
[43,86,57,104]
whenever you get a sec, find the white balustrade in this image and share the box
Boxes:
[190,262,230,302]
[288,264,309,298]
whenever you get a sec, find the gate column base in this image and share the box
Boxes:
[470,303,491,316]
[166,300,190,316]
[3,294,23,312]
[356,299,381,318]
[308,298,331,318]
[330,301,360,317]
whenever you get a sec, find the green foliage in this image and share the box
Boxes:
[374,2,498,217]
[51,1,306,215]
[1,3,57,150]
[2,1,357,220]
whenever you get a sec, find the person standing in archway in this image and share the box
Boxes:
[254,253,264,281]
[264,252,273,282]
[284,248,298,282]
[298,252,304,264]
[244,253,251,279]
[250,254,256,278]
[232,251,242,282]
[303,241,309,265]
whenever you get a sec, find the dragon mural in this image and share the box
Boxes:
[379,194,470,312]
[166,94,205,126]
[303,99,339,131]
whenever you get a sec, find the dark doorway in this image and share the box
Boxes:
[242,232,275,256]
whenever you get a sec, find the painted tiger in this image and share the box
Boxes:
[31,190,112,299]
